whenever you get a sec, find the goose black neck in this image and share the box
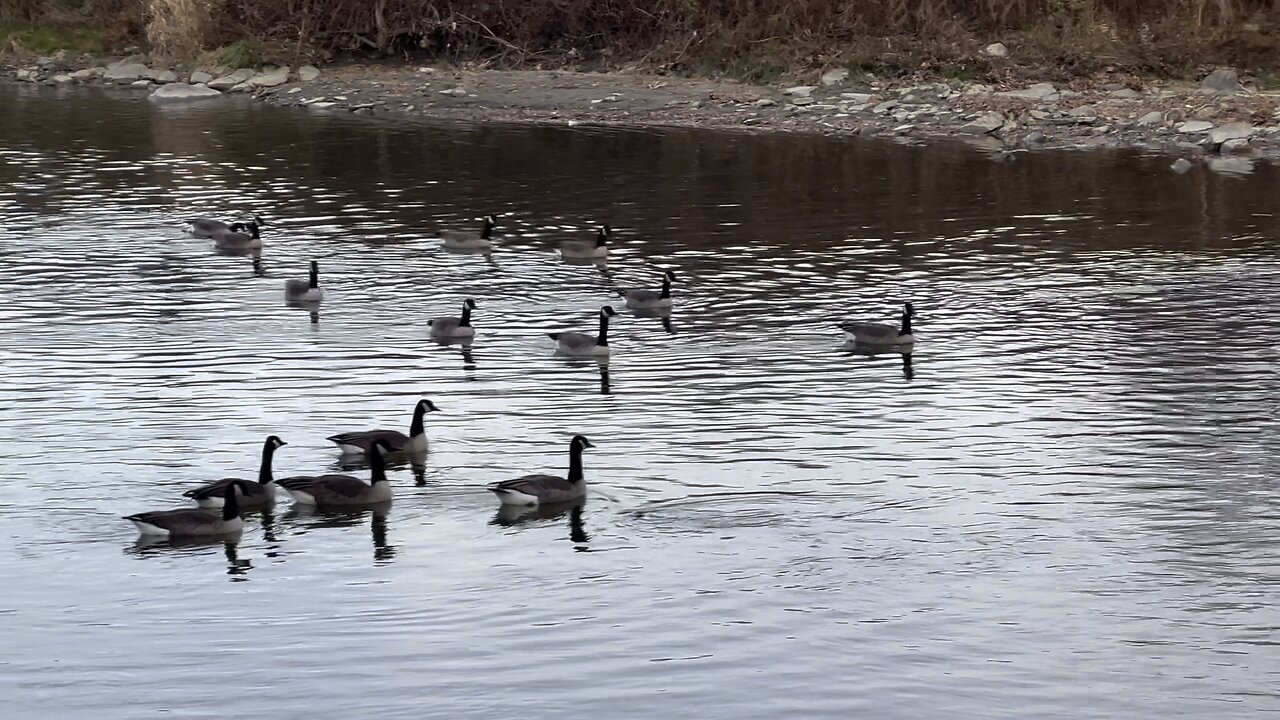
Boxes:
[597,312,610,347]
[595,231,608,248]
[660,275,672,299]
[308,262,319,289]
[248,224,260,239]
[222,484,242,520]
[258,441,277,485]
[568,443,585,482]
[369,447,387,484]
[410,403,427,436]
[900,310,912,336]
[481,220,494,239]
[460,302,472,327]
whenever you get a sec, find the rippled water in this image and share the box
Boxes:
[1,83,1278,719]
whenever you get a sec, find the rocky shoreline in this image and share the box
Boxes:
[7,52,1280,173]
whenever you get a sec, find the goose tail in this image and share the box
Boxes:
[547,333,561,341]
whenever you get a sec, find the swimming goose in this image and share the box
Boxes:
[549,306,618,356]
[839,302,915,345]
[325,398,439,455]
[440,215,495,250]
[277,440,395,506]
[428,298,477,339]
[618,269,677,309]
[124,480,252,537]
[183,435,287,509]
[213,221,262,250]
[284,260,325,302]
[489,435,595,506]
[188,214,262,239]
[560,225,610,259]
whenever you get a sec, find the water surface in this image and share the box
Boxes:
[1,83,1278,719]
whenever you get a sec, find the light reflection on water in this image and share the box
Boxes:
[1,83,1277,719]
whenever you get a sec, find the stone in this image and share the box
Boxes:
[1200,68,1240,94]
[297,65,321,82]
[440,87,468,97]
[784,85,816,97]
[1109,88,1142,99]
[963,83,992,96]
[250,66,290,87]
[208,68,253,90]
[189,70,213,85]
[1057,90,1082,100]
[1135,111,1164,127]
[103,62,150,82]
[791,97,813,106]
[1208,122,1254,145]
[998,82,1058,101]
[1170,158,1194,173]
[872,100,898,114]
[984,42,1009,58]
[130,79,152,88]
[1067,105,1098,118]
[51,74,73,84]
[69,68,98,81]
[840,92,875,104]
[1207,156,1253,175]
[820,68,849,87]
[287,86,302,94]
[149,83,223,101]
[1024,131,1046,144]
[1177,120,1214,133]
[228,81,253,93]
[1163,108,1186,124]
[1029,109,1050,120]
[206,65,233,79]
[961,111,1006,134]
[154,70,179,84]
[1221,137,1252,154]
[14,68,39,82]
[754,97,777,107]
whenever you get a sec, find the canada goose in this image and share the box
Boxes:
[183,436,287,509]
[489,435,595,506]
[618,269,676,309]
[213,221,262,250]
[549,306,618,356]
[428,298,477,339]
[278,440,395,506]
[440,215,495,250]
[560,225,610,259]
[188,214,263,239]
[284,260,325,302]
[325,398,439,455]
[839,302,915,345]
[124,480,252,537]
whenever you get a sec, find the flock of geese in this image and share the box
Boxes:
[122,213,917,539]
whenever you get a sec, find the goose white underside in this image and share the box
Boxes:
[492,488,542,506]
[129,517,244,537]
[285,489,318,505]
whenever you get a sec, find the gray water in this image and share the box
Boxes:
[1,83,1278,719]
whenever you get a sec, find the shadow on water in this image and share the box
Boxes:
[841,344,915,379]
[491,500,590,546]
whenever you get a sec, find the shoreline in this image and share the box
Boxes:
[7,54,1280,171]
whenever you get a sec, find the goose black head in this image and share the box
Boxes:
[662,269,677,281]
[571,435,595,450]
[601,225,612,236]
[464,298,477,310]
[368,439,394,457]
[253,214,267,226]
[419,398,441,413]
[903,302,914,317]
[601,305,618,317]
[266,435,287,449]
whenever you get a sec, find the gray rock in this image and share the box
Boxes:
[206,65,233,79]
[840,92,875,104]
[1221,137,1252,154]
[14,68,40,82]
[149,83,223,101]
[130,79,152,88]
[961,111,1006,134]
[1023,131,1046,144]
[250,66,290,87]
[104,62,150,82]
[1170,158,1194,173]
[963,83,992,96]
[791,97,813,106]
[439,87,468,97]
[155,70,179,84]
[1200,68,1240,94]
[228,81,253,93]
[189,70,213,85]
[820,68,848,87]
[1067,105,1098,118]
[1163,108,1186,124]
[998,82,1058,101]
[69,68,99,81]
[784,85,816,97]
[1029,109,1050,120]
[297,65,321,82]
[51,74,73,84]
[208,68,254,90]
[1208,122,1254,145]
[1135,111,1164,127]
[754,97,777,107]
[1109,88,1142,99]
[1177,120,1213,133]
[1057,90,1082,100]
[872,100,898,114]
[1207,156,1253,175]
[984,42,1009,58]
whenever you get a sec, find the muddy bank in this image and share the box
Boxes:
[6,53,1280,172]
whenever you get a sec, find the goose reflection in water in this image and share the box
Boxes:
[431,335,477,371]
[285,297,322,325]
[250,255,265,277]
[843,343,915,380]
[281,502,396,561]
[491,501,589,545]
[127,533,252,576]
[630,305,675,334]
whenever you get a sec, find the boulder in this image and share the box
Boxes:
[189,70,213,85]
[1208,122,1254,145]
[1067,105,1097,118]
[1170,158,1194,174]
[840,92,875,104]
[1221,138,1252,154]
[130,79,152,88]
[207,68,254,90]
[961,111,1005,134]
[984,42,1009,58]
[103,62,150,82]
[14,68,40,82]
[1176,120,1213,133]
[784,85,816,97]
[1200,68,1240,94]
[998,82,1058,101]
[149,83,223,101]
[250,66,290,87]
[1135,111,1164,127]
[69,68,99,81]
[51,74,73,84]
[154,70,179,84]
[1163,108,1186,124]
[1109,88,1142,99]
[297,65,321,82]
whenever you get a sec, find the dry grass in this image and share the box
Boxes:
[145,0,218,58]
